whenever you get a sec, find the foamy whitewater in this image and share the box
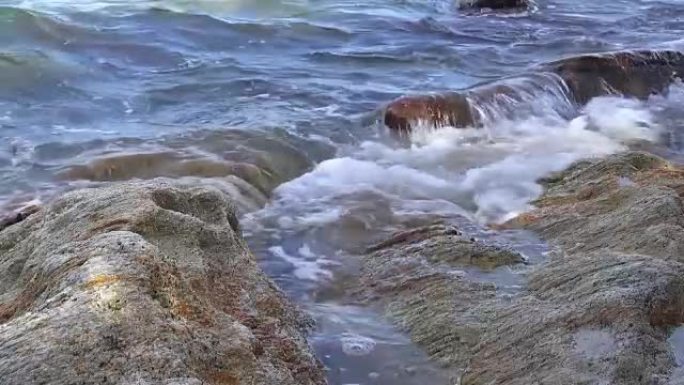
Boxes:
[244,91,673,287]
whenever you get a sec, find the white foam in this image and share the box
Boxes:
[268,245,338,282]
[340,333,376,357]
[583,97,661,142]
[268,94,662,226]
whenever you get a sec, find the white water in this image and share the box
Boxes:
[244,92,668,283]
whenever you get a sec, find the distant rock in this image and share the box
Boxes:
[0,180,326,385]
[544,50,684,105]
[457,0,530,11]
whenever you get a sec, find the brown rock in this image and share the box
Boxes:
[384,93,479,138]
[545,50,684,105]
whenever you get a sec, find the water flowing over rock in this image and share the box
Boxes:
[384,50,684,134]
[544,50,684,105]
[359,152,684,384]
[0,180,326,385]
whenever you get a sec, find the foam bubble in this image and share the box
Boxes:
[340,333,376,357]
[583,97,661,142]
[268,245,338,281]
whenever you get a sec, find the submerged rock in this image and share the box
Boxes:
[383,50,684,134]
[0,180,326,385]
[56,129,320,199]
[360,153,684,384]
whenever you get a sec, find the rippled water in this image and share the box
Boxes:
[3,0,684,383]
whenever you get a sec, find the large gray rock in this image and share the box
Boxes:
[0,180,326,385]
[359,153,684,384]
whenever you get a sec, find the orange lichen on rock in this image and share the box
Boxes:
[84,274,125,290]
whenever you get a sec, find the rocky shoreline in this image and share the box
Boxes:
[2,150,681,384]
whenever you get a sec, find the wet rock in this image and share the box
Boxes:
[0,205,40,232]
[383,50,684,134]
[0,180,325,385]
[463,251,684,385]
[506,152,684,259]
[457,0,530,11]
[384,93,479,137]
[358,225,524,372]
[544,50,684,105]
[383,73,568,134]
[360,153,684,384]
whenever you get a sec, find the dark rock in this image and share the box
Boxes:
[383,50,684,134]
[0,205,40,233]
[544,50,684,105]
[458,0,530,11]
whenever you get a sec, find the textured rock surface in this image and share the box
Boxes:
[462,250,684,385]
[360,153,684,384]
[358,225,524,373]
[0,180,326,385]
[506,151,684,259]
